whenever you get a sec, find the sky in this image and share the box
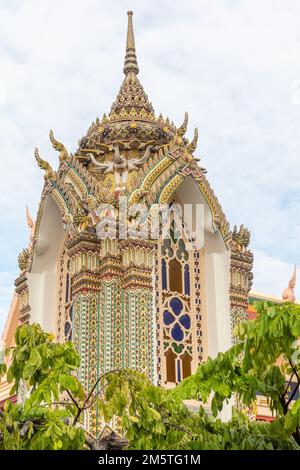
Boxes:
[0,0,300,331]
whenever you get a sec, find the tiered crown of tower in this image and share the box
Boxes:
[77,11,177,154]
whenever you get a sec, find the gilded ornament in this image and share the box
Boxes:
[232,224,251,251]
[187,128,198,154]
[34,148,56,181]
[177,112,188,137]
[18,248,30,272]
[49,130,70,162]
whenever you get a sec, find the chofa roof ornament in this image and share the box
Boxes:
[282,265,297,303]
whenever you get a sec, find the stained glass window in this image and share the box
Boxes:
[169,258,182,293]
[159,207,200,385]
[184,264,190,296]
[170,297,183,315]
[179,314,191,330]
[65,321,72,341]
[162,259,167,290]
[163,310,175,325]
[64,258,72,342]
[166,349,176,382]
[171,324,184,342]
[177,359,181,382]
[181,352,192,379]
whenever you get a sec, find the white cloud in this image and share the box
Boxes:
[0,0,300,331]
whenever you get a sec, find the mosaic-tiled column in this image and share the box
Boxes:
[120,239,155,382]
[15,274,30,324]
[229,226,253,341]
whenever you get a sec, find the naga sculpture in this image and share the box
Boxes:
[232,224,250,251]
[177,112,188,138]
[34,148,56,181]
[49,130,70,162]
[187,128,199,153]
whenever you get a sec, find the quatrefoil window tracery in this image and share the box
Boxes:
[163,297,191,343]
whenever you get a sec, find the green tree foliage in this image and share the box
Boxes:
[173,301,300,447]
[0,324,85,450]
[0,308,299,450]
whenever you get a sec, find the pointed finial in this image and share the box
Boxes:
[34,148,56,180]
[177,112,189,137]
[187,128,199,153]
[26,206,34,229]
[123,11,139,76]
[282,265,297,303]
[49,130,70,162]
[26,206,35,246]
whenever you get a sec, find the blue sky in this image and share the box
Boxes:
[0,0,300,331]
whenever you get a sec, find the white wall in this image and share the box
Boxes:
[175,176,232,421]
[28,194,66,333]
[204,231,231,358]
[174,177,232,359]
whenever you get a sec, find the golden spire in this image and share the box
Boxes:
[123,11,139,76]
[26,206,35,247]
[282,265,297,303]
[110,11,154,118]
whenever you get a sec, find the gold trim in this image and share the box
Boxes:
[129,156,173,205]
[66,168,88,197]
[158,174,184,204]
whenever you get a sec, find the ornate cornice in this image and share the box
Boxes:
[67,231,99,254]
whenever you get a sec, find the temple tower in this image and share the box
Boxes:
[14,12,253,434]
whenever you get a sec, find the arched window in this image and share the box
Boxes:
[181,352,192,379]
[169,258,182,293]
[157,206,203,385]
[165,349,176,382]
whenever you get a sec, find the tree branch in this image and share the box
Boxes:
[288,358,300,386]
[285,359,300,410]
[283,372,295,401]
[72,407,83,426]
[66,389,79,408]
[85,368,125,404]
[84,429,128,450]
[163,420,195,437]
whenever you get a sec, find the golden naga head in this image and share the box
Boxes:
[49,130,70,162]
[232,224,251,250]
[34,148,56,181]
